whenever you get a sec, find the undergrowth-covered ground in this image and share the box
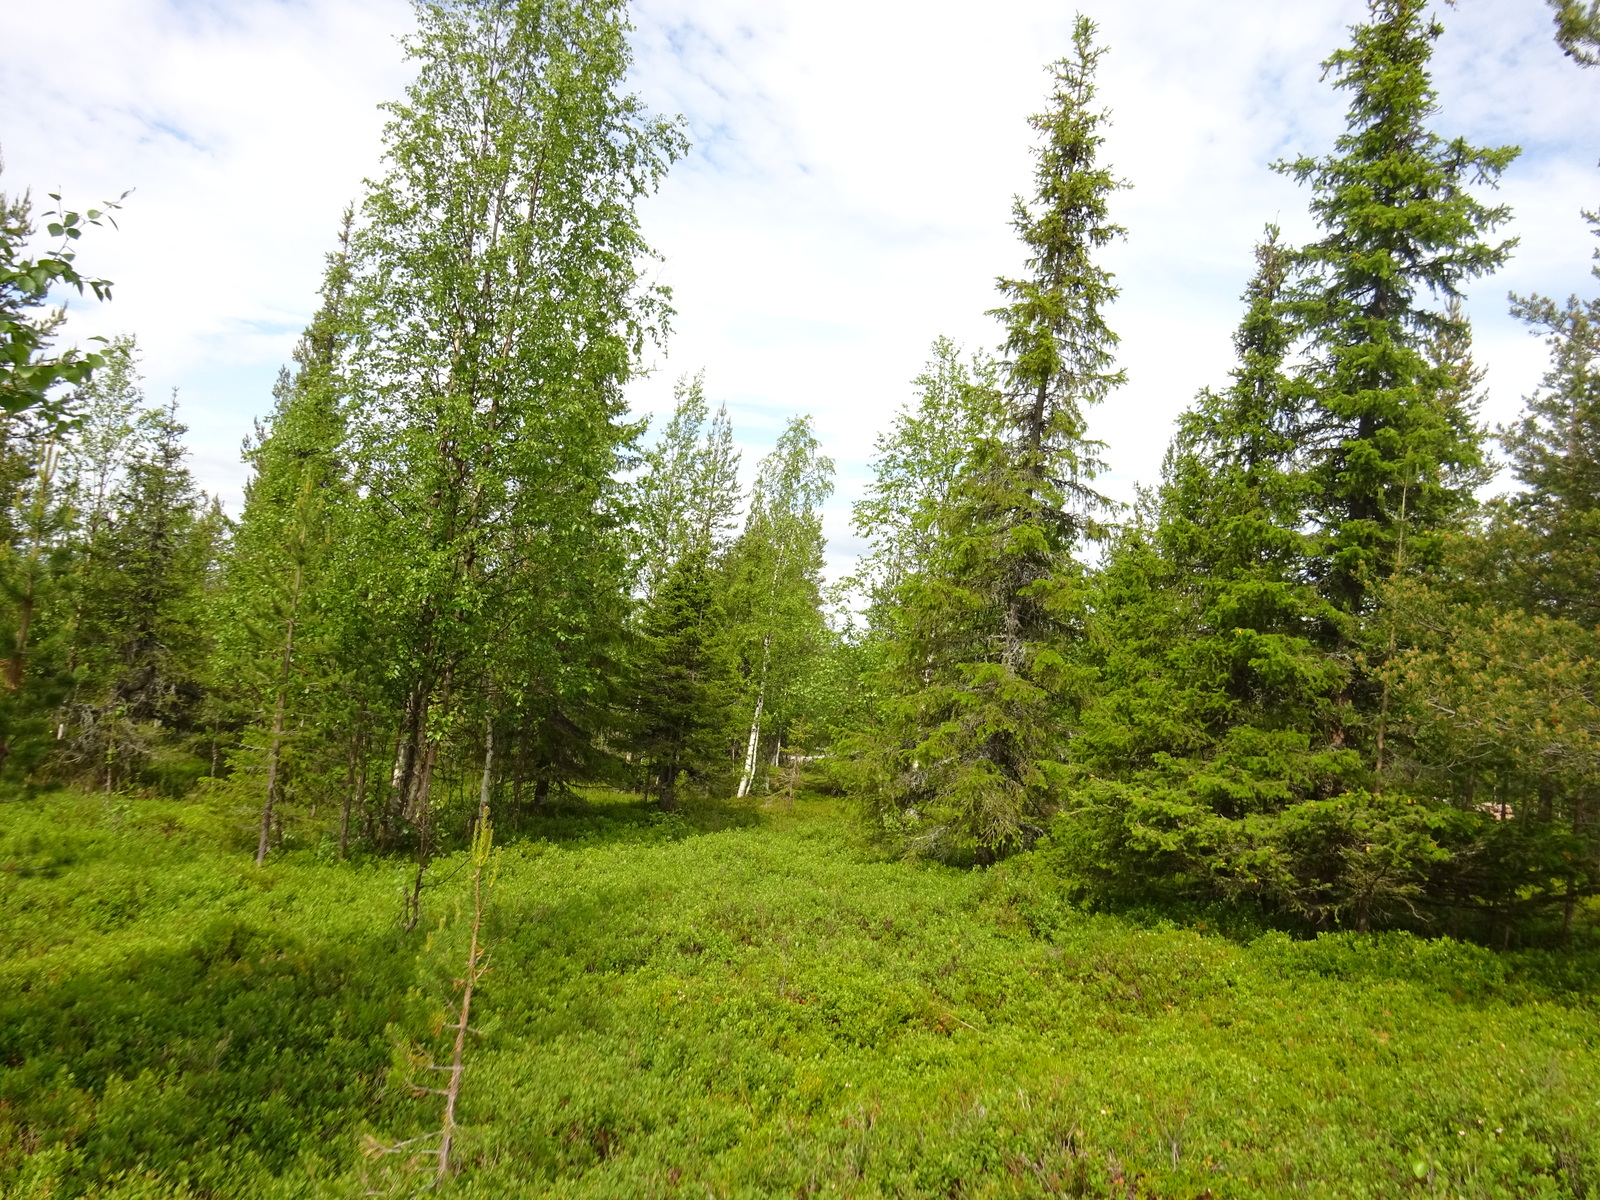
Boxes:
[2,789,1597,1198]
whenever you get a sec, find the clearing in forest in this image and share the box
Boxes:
[2,789,1597,1198]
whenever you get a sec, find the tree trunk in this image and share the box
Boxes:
[478,713,494,823]
[256,561,302,867]
[5,439,57,695]
[436,820,493,1187]
[339,714,367,861]
[404,736,440,931]
[736,631,772,798]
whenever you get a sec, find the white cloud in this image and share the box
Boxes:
[5,0,1596,577]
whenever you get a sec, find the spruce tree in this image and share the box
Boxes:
[1549,0,1600,65]
[67,394,220,792]
[1379,211,1600,934]
[857,18,1121,860]
[1278,0,1516,622]
[1496,213,1600,624]
[634,548,736,805]
[219,217,353,864]
[1063,233,1363,915]
[1061,1,1522,928]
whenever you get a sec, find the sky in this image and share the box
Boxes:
[4,0,1598,576]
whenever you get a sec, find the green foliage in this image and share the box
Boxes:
[1050,1,1538,929]
[1276,0,1514,616]
[0,174,124,420]
[312,0,687,874]
[856,20,1121,861]
[5,9,1600,1197]
[63,387,224,796]
[216,217,356,864]
[723,416,834,797]
[633,549,737,804]
[3,791,1598,1197]
[634,372,741,602]
[1495,214,1600,624]
[1370,210,1600,928]
[852,337,1004,616]
[1549,0,1600,65]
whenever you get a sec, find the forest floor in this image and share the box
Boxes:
[2,787,1599,1199]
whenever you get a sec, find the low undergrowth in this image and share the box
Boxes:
[1,789,1597,1198]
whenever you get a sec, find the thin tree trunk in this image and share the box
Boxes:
[5,438,57,694]
[339,712,367,860]
[436,819,492,1186]
[736,632,772,798]
[478,713,494,823]
[256,560,303,867]
[1373,480,1409,784]
[404,736,440,931]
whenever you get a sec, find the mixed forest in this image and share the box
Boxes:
[3,0,1600,1196]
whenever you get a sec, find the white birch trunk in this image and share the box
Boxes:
[736,631,773,798]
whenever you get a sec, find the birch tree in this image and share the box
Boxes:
[726,417,832,798]
[343,0,682,917]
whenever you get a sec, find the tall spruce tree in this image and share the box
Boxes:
[1279,0,1515,625]
[1061,2,1521,929]
[856,18,1121,860]
[219,216,353,864]
[1063,232,1364,916]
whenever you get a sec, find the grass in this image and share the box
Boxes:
[1,786,1597,1198]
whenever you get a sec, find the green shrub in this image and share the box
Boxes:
[1,790,1596,1198]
